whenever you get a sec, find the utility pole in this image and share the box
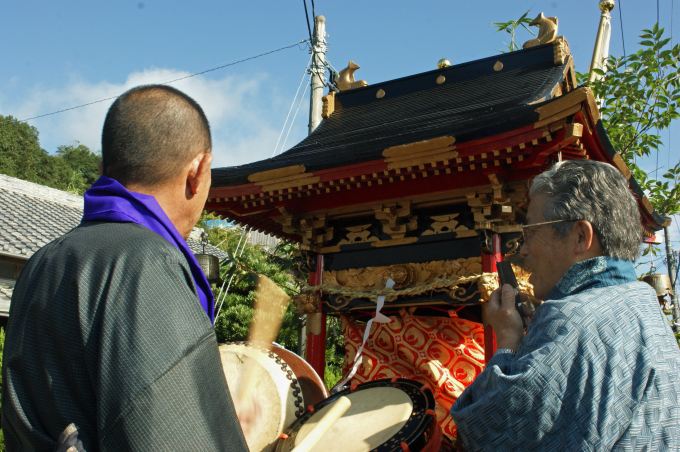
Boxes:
[664,225,680,332]
[308,15,327,134]
[301,15,327,360]
[588,0,615,85]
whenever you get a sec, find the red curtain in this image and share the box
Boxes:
[342,310,485,440]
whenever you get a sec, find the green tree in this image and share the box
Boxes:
[0,115,49,183]
[587,24,680,216]
[0,115,101,194]
[201,213,346,387]
[56,143,102,194]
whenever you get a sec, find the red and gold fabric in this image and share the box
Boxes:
[341,310,485,440]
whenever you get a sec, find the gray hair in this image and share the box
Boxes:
[529,160,642,261]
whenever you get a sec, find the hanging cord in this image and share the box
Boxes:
[280,81,310,152]
[213,55,313,322]
[332,279,395,392]
[271,53,312,157]
[213,226,252,322]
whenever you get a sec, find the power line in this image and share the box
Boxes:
[302,0,313,43]
[21,39,310,122]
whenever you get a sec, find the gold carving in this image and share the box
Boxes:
[422,213,471,236]
[477,266,534,302]
[522,13,558,49]
[324,258,484,300]
[322,92,335,118]
[294,292,321,314]
[247,164,306,183]
[278,214,332,250]
[493,60,504,72]
[247,164,321,193]
[383,136,457,170]
[553,36,571,65]
[338,224,378,246]
[376,89,386,99]
[436,75,446,85]
[466,181,513,230]
[374,201,417,239]
[336,61,368,91]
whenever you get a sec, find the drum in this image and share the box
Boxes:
[219,342,305,451]
[271,343,329,406]
[275,378,441,452]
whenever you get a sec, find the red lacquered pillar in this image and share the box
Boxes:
[481,233,501,363]
[305,254,326,378]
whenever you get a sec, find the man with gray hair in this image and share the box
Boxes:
[451,160,680,450]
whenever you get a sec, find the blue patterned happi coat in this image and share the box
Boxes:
[451,257,680,451]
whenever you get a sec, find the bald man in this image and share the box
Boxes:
[2,85,248,451]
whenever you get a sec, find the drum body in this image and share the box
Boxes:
[271,343,329,406]
[219,343,304,451]
[276,378,440,452]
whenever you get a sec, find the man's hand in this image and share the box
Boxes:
[483,284,525,352]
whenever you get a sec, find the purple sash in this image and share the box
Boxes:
[82,176,214,322]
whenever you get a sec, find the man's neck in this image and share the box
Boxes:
[125,182,191,239]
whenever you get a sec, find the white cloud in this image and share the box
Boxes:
[3,68,308,167]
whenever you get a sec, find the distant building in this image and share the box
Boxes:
[0,174,227,326]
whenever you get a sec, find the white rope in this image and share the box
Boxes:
[271,54,312,157]
[213,55,313,322]
[213,227,251,322]
[280,81,310,152]
[333,278,394,392]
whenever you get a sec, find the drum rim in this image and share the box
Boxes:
[276,378,436,452]
[220,341,306,418]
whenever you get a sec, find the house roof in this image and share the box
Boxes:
[0,174,83,259]
[213,42,571,187]
[0,174,229,261]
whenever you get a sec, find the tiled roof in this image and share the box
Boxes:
[213,43,568,186]
[0,174,83,259]
[0,174,229,260]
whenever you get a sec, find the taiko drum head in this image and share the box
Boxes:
[276,378,438,452]
[219,342,304,451]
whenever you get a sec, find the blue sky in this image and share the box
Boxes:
[1,0,678,269]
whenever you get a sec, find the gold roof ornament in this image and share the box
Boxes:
[437,58,452,68]
[523,12,558,49]
[336,61,368,91]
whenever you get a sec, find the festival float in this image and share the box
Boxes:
[207,9,668,450]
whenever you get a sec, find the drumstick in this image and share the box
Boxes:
[236,275,291,403]
[291,396,352,452]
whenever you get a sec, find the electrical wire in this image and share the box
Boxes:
[302,0,313,43]
[21,39,309,122]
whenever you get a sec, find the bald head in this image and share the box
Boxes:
[101,85,211,186]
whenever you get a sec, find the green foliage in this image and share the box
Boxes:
[56,144,102,194]
[586,24,680,215]
[200,213,349,388]
[0,115,101,195]
[201,214,303,352]
[493,11,534,52]
[323,316,345,389]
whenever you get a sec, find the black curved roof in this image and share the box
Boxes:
[213,43,568,187]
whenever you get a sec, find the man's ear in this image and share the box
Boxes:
[186,152,212,196]
[573,220,596,254]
